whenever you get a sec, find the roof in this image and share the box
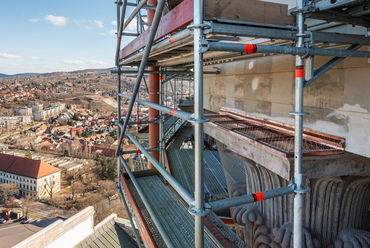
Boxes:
[0,153,60,179]
[75,215,138,248]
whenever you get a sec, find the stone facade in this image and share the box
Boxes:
[204,52,370,158]
[217,142,370,248]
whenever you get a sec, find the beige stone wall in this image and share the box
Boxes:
[204,50,370,158]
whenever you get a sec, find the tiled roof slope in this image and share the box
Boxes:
[0,153,60,179]
[76,216,138,248]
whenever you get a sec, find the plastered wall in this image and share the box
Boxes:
[204,51,370,158]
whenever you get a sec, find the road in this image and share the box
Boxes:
[0,122,45,141]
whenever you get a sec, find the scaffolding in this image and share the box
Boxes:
[113,0,370,247]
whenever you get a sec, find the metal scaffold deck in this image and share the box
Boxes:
[167,149,228,199]
[112,0,370,247]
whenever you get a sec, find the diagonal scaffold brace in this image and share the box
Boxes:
[115,0,166,157]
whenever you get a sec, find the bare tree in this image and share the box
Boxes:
[21,195,35,220]
[98,181,117,205]
[45,178,58,200]
[5,196,20,209]
[71,180,84,202]
[104,136,114,148]
[0,183,19,202]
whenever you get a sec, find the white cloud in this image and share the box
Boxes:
[61,60,85,65]
[94,20,103,28]
[28,18,40,22]
[124,18,137,31]
[45,15,68,26]
[0,53,22,59]
[31,57,40,60]
[111,21,117,26]
[98,33,106,36]
[86,60,109,66]
[61,60,109,67]
[108,29,117,36]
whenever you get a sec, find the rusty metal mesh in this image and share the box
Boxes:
[206,113,345,157]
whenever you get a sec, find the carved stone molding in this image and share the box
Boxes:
[217,141,370,248]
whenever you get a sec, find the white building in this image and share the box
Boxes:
[0,153,60,198]
[16,107,32,116]
[28,103,43,112]
[33,103,66,121]
[0,116,33,130]
[34,111,46,121]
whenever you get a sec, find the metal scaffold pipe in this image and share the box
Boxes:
[118,188,142,247]
[193,0,206,247]
[115,0,166,157]
[118,160,175,248]
[118,93,193,121]
[115,0,128,65]
[117,70,122,185]
[206,41,370,58]
[124,130,195,205]
[122,0,149,34]
[210,186,295,212]
[293,0,306,247]
[111,69,219,74]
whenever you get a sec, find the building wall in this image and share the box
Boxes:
[16,107,32,116]
[204,51,370,158]
[28,103,43,112]
[0,170,60,198]
[0,172,38,196]
[13,207,94,248]
[37,171,61,199]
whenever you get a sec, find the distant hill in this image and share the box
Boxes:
[0,73,41,78]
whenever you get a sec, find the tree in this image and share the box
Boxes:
[98,181,116,205]
[97,157,109,178]
[64,149,69,157]
[104,136,114,148]
[71,180,83,202]
[21,195,35,220]
[45,178,58,200]
[5,196,20,209]
[107,157,118,181]
[0,183,19,202]
[72,113,80,121]
[25,151,32,159]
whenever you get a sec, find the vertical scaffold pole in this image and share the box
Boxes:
[293,0,306,247]
[148,0,160,169]
[193,0,205,247]
[117,68,122,183]
[159,70,164,167]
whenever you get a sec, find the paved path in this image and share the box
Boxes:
[0,122,45,140]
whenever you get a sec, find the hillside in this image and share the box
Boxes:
[0,67,147,113]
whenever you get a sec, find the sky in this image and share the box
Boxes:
[0,0,138,75]
[0,0,296,75]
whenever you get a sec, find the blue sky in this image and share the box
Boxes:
[0,0,137,74]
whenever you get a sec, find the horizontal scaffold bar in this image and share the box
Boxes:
[120,120,158,125]
[124,130,195,205]
[111,69,219,74]
[206,41,370,58]
[121,148,158,154]
[126,2,157,10]
[118,93,193,121]
[210,185,295,212]
[206,22,370,45]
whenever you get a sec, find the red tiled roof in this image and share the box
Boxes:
[0,154,60,179]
